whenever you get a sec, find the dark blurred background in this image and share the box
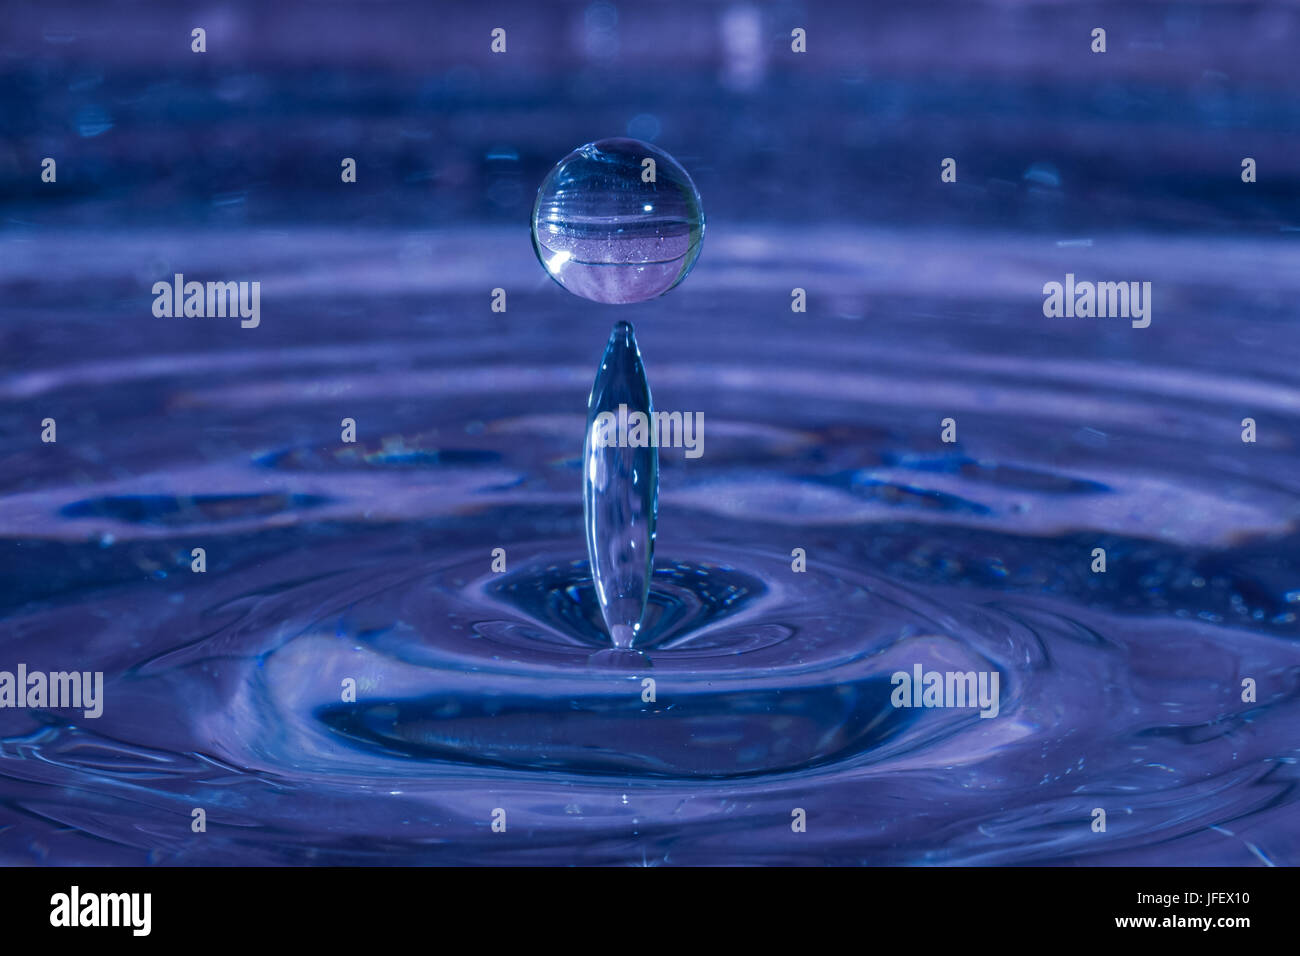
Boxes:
[1,0,1298,233]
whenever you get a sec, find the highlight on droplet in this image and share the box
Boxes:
[583,320,658,647]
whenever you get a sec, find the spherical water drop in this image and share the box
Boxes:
[531,138,705,304]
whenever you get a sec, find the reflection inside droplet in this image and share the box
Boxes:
[531,137,705,304]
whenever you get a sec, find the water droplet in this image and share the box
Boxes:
[584,321,658,647]
[532,138,704,304]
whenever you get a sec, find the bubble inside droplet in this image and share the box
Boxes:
[531,137,705,304]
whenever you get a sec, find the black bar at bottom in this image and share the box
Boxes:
[0,865,1289,942]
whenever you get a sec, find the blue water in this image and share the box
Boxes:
[2,225,1297,866]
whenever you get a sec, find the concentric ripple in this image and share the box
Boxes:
[225,546,1018,779]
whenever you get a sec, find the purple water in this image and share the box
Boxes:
[2,226,1297,865]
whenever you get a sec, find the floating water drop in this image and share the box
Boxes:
[584,320,658,647]
[532,138,705,304]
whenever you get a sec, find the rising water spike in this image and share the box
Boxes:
[584,321,658,647]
